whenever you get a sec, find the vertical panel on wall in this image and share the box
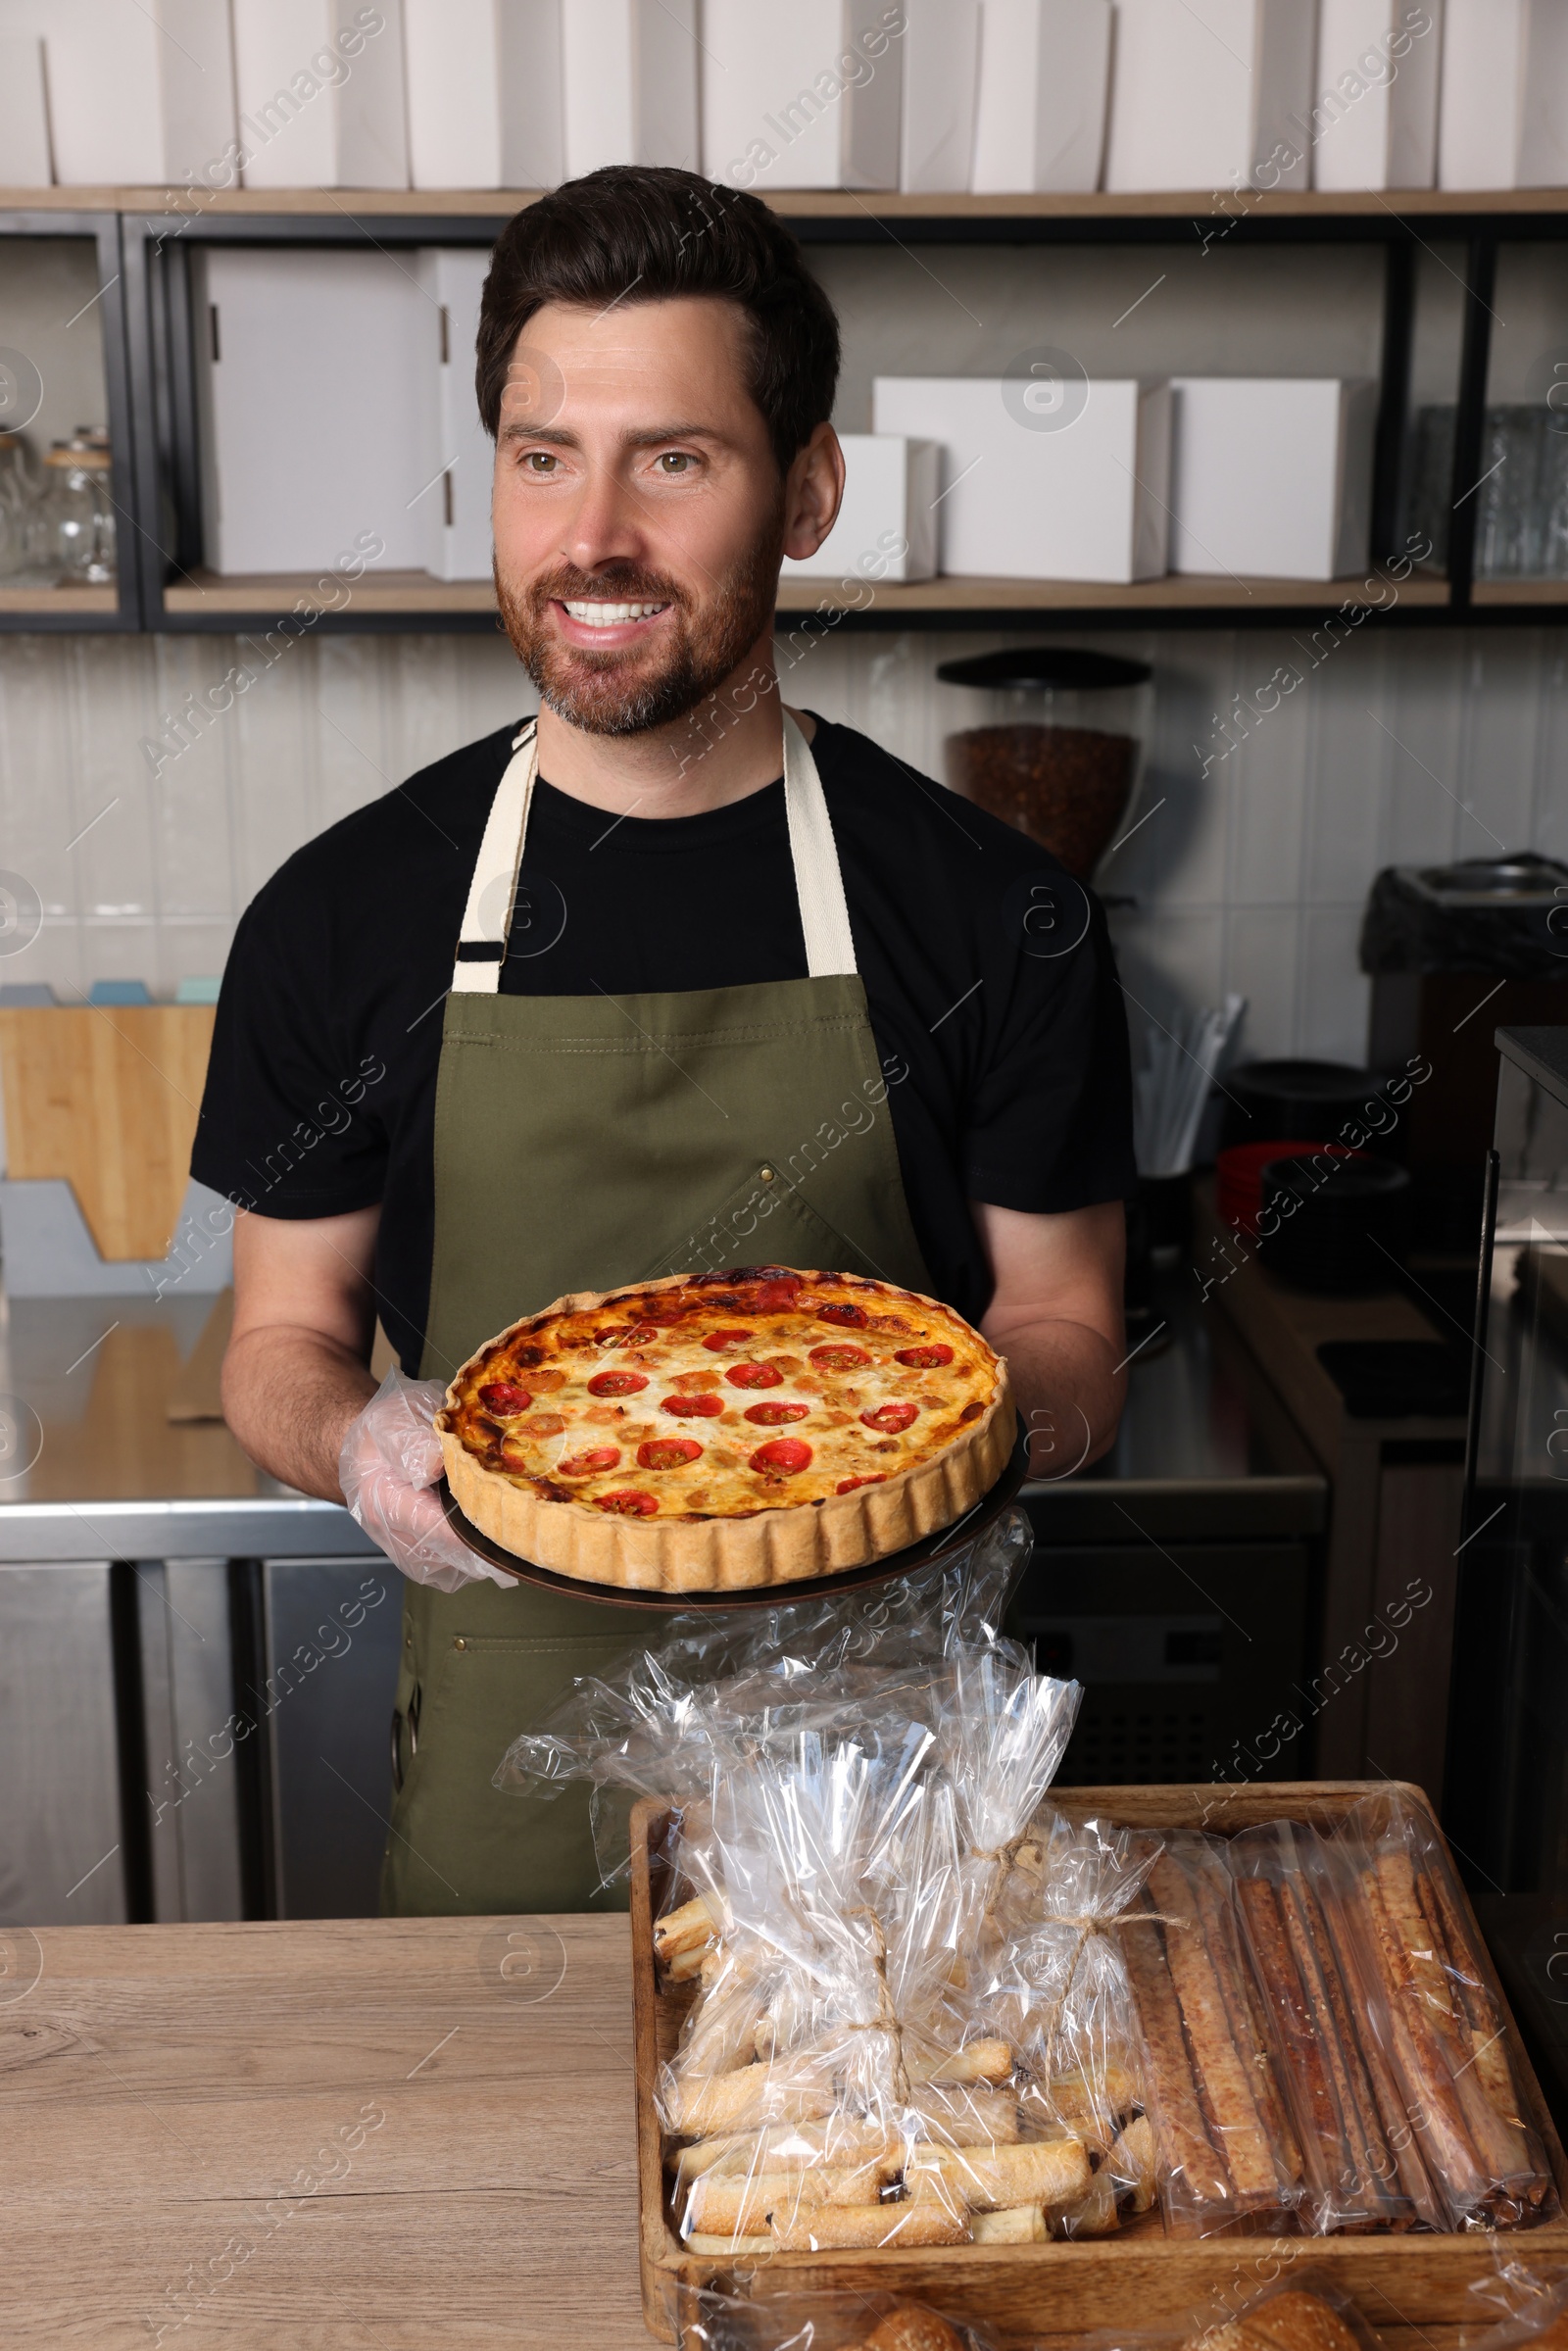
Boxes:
[1439,0,1568,189]
[900,0,980,191]
[405,0,565,189]
[233,0,409,189]
[971,0,1111,194]
[1103,0,1312,194]
[416,249,494,582]
[43,0,237,185]
[0,37,51,182]
[703,0,903,191]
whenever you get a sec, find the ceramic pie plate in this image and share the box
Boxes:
[438,1410,1031,1611]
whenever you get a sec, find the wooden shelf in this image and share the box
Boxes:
[158,567,1452,624]
[1470,576,1568,605]
[11,183,1568,223]
[0,582,119,613]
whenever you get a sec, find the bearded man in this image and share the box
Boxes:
[194,166,1134,1915]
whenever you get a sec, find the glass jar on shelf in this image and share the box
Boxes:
[40,428,116,585]
[0,429,42,580]
[935,647,1153,879]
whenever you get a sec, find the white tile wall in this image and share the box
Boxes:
[0,622,1561,1082]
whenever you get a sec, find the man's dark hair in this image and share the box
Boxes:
[476,166,841,477]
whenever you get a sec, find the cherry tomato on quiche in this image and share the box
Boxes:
[637,1437,704,1470]
[588,1369,649,1397]
[836,1473,887,1494]
[557,1446,622,1477]
[725,1360,783,1390]
[478,1382,532,1414]
[743,1401,809,1426]
[702,1327,753,1352]
[817,1301,868,1328]
[861,1402,918,1434]
[660,1393,725,1417]
[749,1438,812,1474]
[593,1490,659,1516]
[808,1344,870,1372]
[894,1344,954,1370]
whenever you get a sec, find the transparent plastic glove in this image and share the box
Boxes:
[339,1367,512,1593]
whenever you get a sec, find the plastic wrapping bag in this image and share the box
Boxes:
[1330,1791,1557,2230]
[1461,2260,1568,2351]
[1229,1820,1445,2233]
[1119,1832,1303,2234]
[680,2284,995,2351]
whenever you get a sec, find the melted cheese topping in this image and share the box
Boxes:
[446,1271,999,1520]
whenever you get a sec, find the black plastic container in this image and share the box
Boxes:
[1256,1153,1411,1294]
[1219,1058,1395,1156]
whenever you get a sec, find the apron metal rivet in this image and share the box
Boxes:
[454,1637,467,1650]
[760,1165,775,1182]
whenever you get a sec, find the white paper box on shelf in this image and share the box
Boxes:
[900,0,979,192]
[414,250,495,582]
[1103,0,1313,194]
[1440,0,1568,189]
[36,0,235,185]
[404,0,564,190]
[233,0,408,190]
[870,375,1172,582]
[0,38,50,183]
[780,436,939,582]
[971,0,1111,194]
[1168,377,1378,580]
[703,0,906,191]
[563,0,700,176]
[1310,1,1444,191]
[192,249,431,576]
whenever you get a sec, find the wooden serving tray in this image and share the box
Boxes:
[629,1782,1568,2345]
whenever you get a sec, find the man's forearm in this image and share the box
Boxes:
[988,1316,1126,1479]
[221,1324,378,1501]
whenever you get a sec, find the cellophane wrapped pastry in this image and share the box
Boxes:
[682,2284,994,2351]
[1329,1790,1557,2229]
[1229,1821,1445,2233]
[1119,1832,1304,2234]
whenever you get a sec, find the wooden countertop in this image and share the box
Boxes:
[2,1913,646,2348]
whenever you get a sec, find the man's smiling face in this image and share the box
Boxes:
[491,295,791,737]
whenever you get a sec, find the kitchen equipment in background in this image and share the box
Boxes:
[41,431,114,584]
[900,0,980,192]
[1102,0,1312,194]
[1310,0,1445,191]
[193,249,431,574]
[1257,1151,1412,1293]
[780,435,939,582]
[415,248,492,582]
[562,0,699,177]
[37,0,236,185]
[0,37,51,185]
[1448,1024,1568,2122]
[1218,1056,1389,1152]
[703,0,905,192]
[873,375,1172,581]
[934,646,1152,872]
[1132,992,1247,1173]
[1403,402,1454,567]
[1168,377,1377,580]
[1440,0,1568,189]
[969,0,1111,194]
[403,0,564,190]
[0,430,43,579]
[1472,407,1568,580]
[232,0,410,190]
[1363,856,1568,1251]
[1218,1139,1348,1238]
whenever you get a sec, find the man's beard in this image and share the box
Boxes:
[495,512,784,739]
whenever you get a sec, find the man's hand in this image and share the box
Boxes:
[970,1199,1127,1480]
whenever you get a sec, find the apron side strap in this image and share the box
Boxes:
[452,721,539,997]
[782,710,858,979]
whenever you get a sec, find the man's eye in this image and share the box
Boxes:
[523,451,557,473]
[658,451,695,473]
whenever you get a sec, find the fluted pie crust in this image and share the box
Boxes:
[437,1267,1013,1593]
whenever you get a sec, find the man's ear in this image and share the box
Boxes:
[781,422,846,563]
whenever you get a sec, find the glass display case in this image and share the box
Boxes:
[1447,1025,1568,2132]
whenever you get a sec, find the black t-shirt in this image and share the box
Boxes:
[192,713,1134,1371]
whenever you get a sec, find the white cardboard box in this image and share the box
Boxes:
[1168,376,1378,579]
[1103,0,1312,193]
[233,0,408,189]
[900,0,979,191]
[971,0,1111,193]
[1309,0,1444,190]
[871,375,1172,582]
[563,0,700,175]
[193,248,431,575]
[703,0,906,191]
[780,435,939,581]
[0,37,50,183]
[35,0,235,185]
[1440,0,1568,189]
[416,249,495,581]
[404,0,564,189]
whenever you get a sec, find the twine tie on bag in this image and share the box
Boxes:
[843,1905,912,2105]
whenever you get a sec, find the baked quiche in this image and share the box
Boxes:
[437,1266,1014,1592]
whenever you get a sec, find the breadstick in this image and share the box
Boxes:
[1121,1892,1232,2210]
[910,2039,1012,2086]
[667,2063,836,2137]
[663,1944,710,1984]
[1309,1862,1445,2227]
[1049,2164,1119,2236]
[686,2231,772,2256]
[906,2135,1091,2211]
[668,2118,903,2186]
[770,2201,970,2250]
[972,2204,1049,2243]
[1150,1852,1280,2204]
[1108,2113,1156,2213]
[1357,1868,1489,2214]
[1421,1861,1523,2130]
[1278,1871,1396,2217]
[907,2083,1019,2148]
[688,2159,898,2234]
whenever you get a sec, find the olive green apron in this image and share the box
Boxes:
[382,711,933,1915]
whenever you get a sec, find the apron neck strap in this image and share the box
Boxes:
[451,708,857,995]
